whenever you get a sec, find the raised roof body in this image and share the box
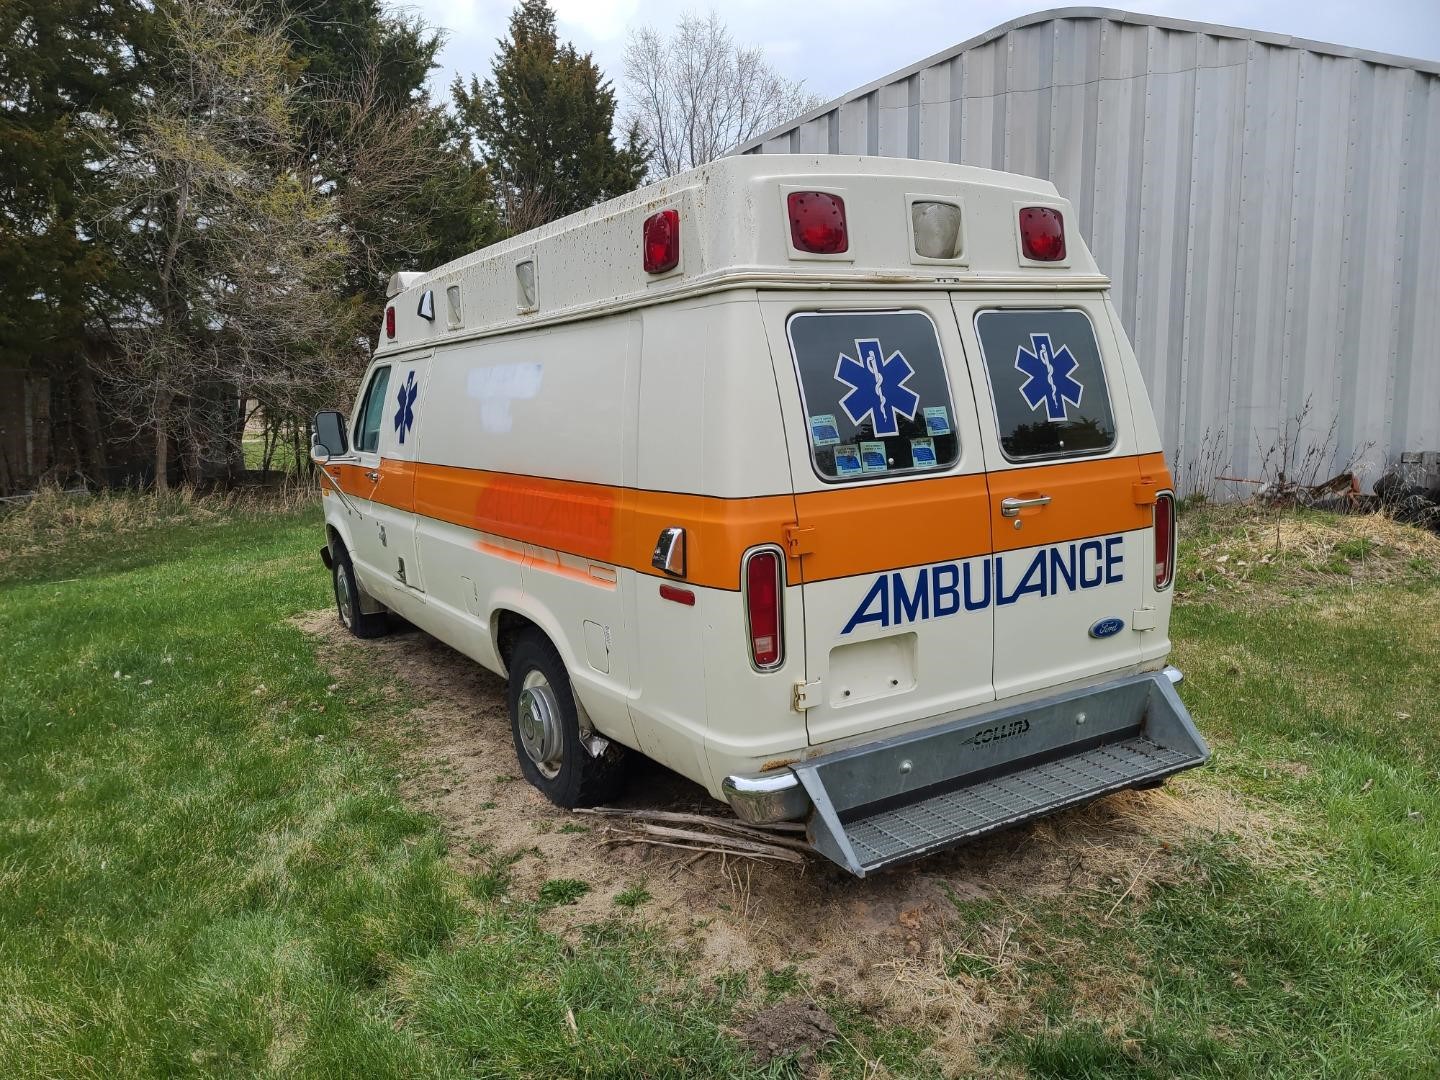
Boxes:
[379,155,1106,352]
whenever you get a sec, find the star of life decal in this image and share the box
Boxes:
[393,370,418,444]
[1014,333,1083,422]
[833,338,920,438]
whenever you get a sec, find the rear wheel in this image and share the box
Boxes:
[332,546,389,639]
[507,632,627,807]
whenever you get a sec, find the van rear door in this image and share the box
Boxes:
[950,297,1150,699]
[760,294,995,746]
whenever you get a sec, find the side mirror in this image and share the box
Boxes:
[312,410,348,464]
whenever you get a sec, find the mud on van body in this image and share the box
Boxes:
[310,155,1207,877]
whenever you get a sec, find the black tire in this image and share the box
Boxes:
[507,631,627,808]
[331,545,389,639]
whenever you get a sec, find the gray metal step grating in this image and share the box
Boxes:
[844,736,1194,868]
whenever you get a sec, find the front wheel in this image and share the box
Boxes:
[507,632,627,807]
[332,546,389,639]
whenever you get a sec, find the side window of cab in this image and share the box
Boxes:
[352,366,391,454]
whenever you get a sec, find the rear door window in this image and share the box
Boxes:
[974,309,1115,460]
[787,310,960,482]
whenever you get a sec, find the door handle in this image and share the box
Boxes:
[1000,494,1051,517]
[365,470,380,483]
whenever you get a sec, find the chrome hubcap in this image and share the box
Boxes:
[517,671,563,779]
[335,564,354,627]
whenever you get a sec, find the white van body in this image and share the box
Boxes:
[314,155,1207,876]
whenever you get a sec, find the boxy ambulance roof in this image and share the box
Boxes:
[378,155,1107,354]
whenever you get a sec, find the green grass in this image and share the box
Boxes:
[0,504,773,1077]
[2,497,1437,1078]
[242,433,301,475]
[613,886,652,909]
[979,507,1440,1078]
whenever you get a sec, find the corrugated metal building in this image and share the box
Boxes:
[737,7,1440,493]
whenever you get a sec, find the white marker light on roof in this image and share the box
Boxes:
[911,201,963,260]
[516,259,537,311]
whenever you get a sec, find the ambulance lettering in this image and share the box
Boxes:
[840,536,1125,634]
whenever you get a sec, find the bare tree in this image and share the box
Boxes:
[622,13,822,178]
[97,0,355,489]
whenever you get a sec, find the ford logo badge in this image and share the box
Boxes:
[1090,617,1125,639]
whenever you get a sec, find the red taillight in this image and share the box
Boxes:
[643,208,680,273]
[744,549,783,669]
[1018,206,1066,262]
[385,305,396,339]
[1154,492,1175,589]
[787,191,848,254]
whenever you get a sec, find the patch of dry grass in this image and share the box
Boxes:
[0,482,316,575]
[1177,503,1440,605]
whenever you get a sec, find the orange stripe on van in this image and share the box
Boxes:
[794,474,991,583]
[418,464,619,562]
[333,453,1172,591]
[988,452,1168,554]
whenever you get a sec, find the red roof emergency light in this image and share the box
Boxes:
[643,208,680,273]
[1018,206,1066,262]
[787,191,848,254]
[385,305,396,339]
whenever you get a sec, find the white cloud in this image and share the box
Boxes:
[551,0,641,42]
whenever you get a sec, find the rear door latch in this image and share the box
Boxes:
[792,679,821,712]
[783,524,816,557]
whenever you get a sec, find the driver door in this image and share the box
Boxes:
[340,363,392,597]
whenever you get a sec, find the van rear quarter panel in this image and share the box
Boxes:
[1103,298,1175,665]
[631,294,808,792]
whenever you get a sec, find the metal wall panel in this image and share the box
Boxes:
[738,8,1440,493]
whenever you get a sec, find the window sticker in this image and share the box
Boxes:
[833,444,862,476]
[923,406,951,436]
[910,437,937,468]
[809,413,841,447]
[860,441,888,474]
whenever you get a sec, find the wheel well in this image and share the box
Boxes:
[325,524,345,556]
[494,609,543,672]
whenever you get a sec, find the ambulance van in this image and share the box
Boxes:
[309,155,1208,876]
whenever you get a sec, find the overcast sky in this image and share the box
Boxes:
[409,0,1440,119]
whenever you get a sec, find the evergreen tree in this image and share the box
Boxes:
[453,0,646,233]
[257,0,500,298]
[0,0,156,481]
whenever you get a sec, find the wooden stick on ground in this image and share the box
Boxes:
[573,810,814,853]
[573,807,808,836]
[570,806,812,840]
[631,822,807,860]
[598,834,803,864]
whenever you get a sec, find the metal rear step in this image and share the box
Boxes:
[792,671,1208,876]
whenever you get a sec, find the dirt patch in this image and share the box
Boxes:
[298,610,1280,1070]
[737,1001,839,1072]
